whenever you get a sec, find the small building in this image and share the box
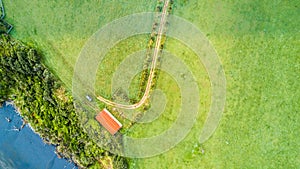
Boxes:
[95,108,122,135]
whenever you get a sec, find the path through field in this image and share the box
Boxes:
[96,0,170,109]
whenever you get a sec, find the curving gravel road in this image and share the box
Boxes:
[97,0,170,109]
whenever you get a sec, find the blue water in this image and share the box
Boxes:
[0,103,77,169]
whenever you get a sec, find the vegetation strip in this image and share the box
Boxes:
[96,0,170,109]
[128,0,173,125]
[138,0,173,100]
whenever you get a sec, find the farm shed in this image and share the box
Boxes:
[95,108,122,135]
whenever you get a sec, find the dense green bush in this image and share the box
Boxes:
[0,34,126,168]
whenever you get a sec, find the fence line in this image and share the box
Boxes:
[0,0,5,20]
[0,0,13,34]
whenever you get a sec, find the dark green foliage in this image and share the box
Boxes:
[0,34,119,168]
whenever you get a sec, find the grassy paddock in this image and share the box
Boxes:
[132,0,299,168]
[4,0,300,168]
[94,35,149,101]
[5,0,157,89]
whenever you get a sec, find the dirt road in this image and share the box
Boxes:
[97,0,170,109]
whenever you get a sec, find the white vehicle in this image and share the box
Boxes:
[86,95,92,102]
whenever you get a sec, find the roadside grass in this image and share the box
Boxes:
[125,70,182,138]
[94,34,149,100]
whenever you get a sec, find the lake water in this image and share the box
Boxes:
[0,103,77,169]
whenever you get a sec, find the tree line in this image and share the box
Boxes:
[0,34,127,168]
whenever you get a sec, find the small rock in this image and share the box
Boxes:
[5,117,11,122]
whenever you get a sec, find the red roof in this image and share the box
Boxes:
[95,108,122,135]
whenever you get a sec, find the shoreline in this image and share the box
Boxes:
[0,102,77,169]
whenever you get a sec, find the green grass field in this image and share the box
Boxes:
[5,0,300,168]
[131,1,299,168]
[94,34,149,100]
[5,0,157,89]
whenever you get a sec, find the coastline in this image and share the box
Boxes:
[0,102,77,169]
